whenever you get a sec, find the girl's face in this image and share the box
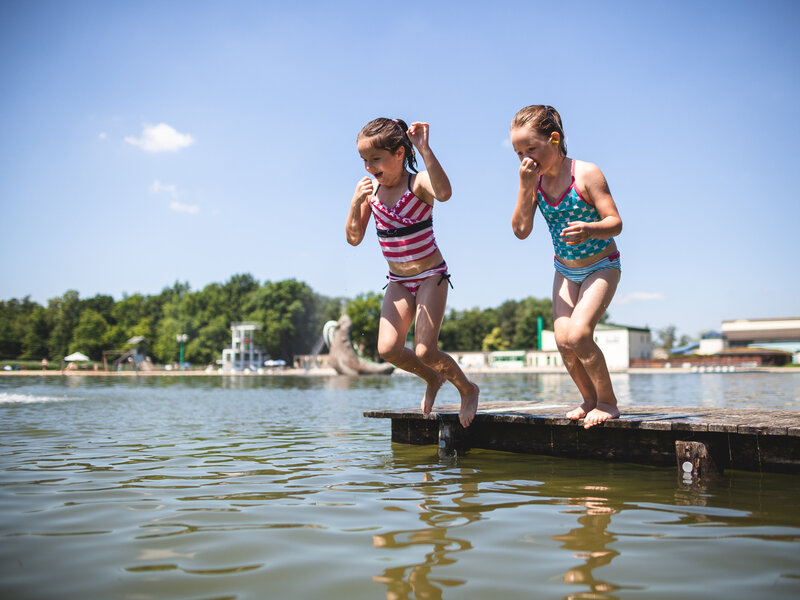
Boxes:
[510,126,560,173]
[357,136,405,186]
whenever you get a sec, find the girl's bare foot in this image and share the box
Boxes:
[459,382,480,428]
[422,373,446,416]
[566,401,595,420]
[583,403,620,429]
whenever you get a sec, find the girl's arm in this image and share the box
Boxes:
[407,122,452,202]
[346,177,374,246]
[512,157,538,239]
[561,162,622,245]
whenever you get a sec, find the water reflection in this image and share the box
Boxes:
[369,448,637,600]
[553,487,622,600]
[372,472,476,599]
[372,448,732,600]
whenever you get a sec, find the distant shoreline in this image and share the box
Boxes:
[1,366,797,377]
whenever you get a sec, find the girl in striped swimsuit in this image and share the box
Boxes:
[346,118,479,428]
[510,105,623,429]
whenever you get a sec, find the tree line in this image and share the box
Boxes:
[0,274,555,365]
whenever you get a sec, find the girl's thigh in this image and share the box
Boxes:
[413,275,449,347]
[573,268,621,329]
[379,282,416,350]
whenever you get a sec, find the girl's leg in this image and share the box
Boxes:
[378,282,447,416]
[554,269,621,428]
[553,273,600,419]
[413,276,479,427]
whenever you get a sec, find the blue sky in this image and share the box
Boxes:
[1,0,798,340]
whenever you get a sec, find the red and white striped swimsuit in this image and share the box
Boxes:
[369,174,438,263]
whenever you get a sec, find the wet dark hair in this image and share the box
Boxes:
[357,118,418,173]
[511,105,567,156]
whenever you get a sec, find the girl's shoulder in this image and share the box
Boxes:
[572,159,611,204]
[572,158,603,180]
[409,170,435,204]
[572,159,608,188]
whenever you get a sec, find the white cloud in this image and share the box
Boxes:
[169,201,200,215]
[616,291,666,304]
[150,180,180,198]
[125,123,195,153]
[98,132,107,140]
[502,137,512,148]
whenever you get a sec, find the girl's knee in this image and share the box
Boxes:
[567,326,594,354]
[378,341,404,363]
[414,343,438,365]
[554,329,571,352]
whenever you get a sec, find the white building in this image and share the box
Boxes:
[541,323,653,370]
[697,332,725,355]
[220,322,265,372]
[721,317,800,363]
[448,323,652,371]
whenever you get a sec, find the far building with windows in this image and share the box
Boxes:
[540,323,653,370]
[449,323,653,372]
[220,322,265,372]
[651,317,799,367]
[720,317,800,364]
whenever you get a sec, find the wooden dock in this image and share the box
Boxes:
[364,402,800,476]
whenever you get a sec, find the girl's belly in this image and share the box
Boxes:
[556,240,618,268]
[386,249,445,276]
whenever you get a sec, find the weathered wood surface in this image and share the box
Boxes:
[364,401,800,474]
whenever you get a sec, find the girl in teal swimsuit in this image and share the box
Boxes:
[510,105,623,429]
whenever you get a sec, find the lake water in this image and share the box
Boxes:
[1,372,799,599]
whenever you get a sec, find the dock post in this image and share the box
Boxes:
[675,440,720,482]
[438,420,468,458]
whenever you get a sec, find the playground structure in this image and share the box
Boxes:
[102,336,153,371]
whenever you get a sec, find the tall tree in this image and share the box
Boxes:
[482,327,509,351]
[0,297,38,359]
[244,279,321,361]
[47,290,81,359]
[657,325,677,350]
[346,292,383,360]
[21,305,51,359]
[70,309,109,360]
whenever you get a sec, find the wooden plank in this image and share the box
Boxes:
[365,402,800,474]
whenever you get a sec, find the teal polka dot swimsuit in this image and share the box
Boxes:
[536,160,613,261]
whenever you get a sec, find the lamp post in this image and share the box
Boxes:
[176,334,188,371]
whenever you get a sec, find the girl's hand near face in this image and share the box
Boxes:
[353,177,373,204]
[347,177,374,246]
[407,122,430,150]
[519,157,539,186]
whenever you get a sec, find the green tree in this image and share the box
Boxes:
[0,297,39,359]
[244,279,321,361]
[47,290,81,359]
[482,327,509,351]
[21,305,51,359]
[152,286,199,364]
[512,297,553,349]
[440,307,497,351]
[70,309,109,360]
[346,292,383,360]
[81,294,116,324]
[657,325,677,350]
